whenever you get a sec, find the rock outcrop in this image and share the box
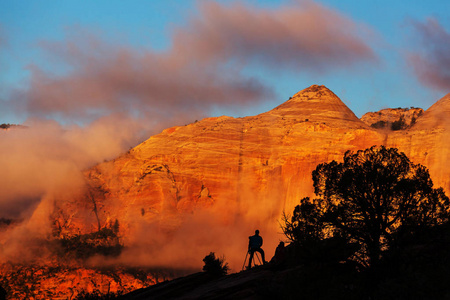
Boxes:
[361,107,424,129]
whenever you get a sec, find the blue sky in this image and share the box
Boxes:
[1,0,449,126]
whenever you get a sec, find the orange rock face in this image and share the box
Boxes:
[52,86,377,236]
[16,85,448,298]
[52,86,450,244]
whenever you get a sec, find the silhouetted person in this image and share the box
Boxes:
[270,241,286,265]
[247,229,266,268]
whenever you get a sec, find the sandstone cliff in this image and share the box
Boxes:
[3,85,450,298]
[52,85,383,239]
[52,85,450,250]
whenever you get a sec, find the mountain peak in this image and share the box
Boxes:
[267,85,364,128]
[291,84,336,99]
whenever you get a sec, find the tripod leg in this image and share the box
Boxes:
[242,251,249,271]
[255,252,262,265]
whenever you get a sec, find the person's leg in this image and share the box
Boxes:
[247,250,254,268]
[257,248,266,263]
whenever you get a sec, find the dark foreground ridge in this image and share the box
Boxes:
[121,265,283,300]
[120,223,450,300]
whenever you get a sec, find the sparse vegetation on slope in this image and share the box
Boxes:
[55,227,123,259]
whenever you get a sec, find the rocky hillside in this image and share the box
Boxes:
[122,265,289,300]
[361,107,424,130]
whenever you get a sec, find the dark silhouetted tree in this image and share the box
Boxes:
[202,252,229,277]
[282,197,325,245]
[284,146,450,269]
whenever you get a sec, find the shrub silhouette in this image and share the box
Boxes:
[202,252,229,277]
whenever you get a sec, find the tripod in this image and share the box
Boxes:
[242,250,263,270]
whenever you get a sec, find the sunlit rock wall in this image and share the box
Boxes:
[52,87,450,249]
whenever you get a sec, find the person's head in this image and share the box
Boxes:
[255,229,260,236]
[279,241,284,247]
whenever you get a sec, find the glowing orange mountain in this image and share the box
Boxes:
[51,85,450,270]
[3,85,450,299]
